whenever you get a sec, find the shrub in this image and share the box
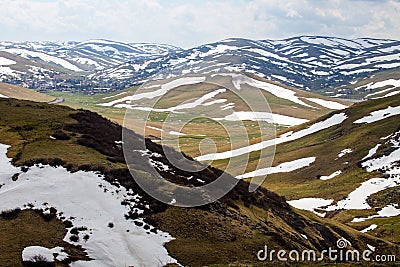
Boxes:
[63,220,73,228]
[83,234,90,241]
[23,256,55,267]
[12,173,19,181]
[0,208,21,219]
[69,235,79,242]
[52,130,70,140]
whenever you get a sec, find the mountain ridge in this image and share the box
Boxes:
[1,36,399,97]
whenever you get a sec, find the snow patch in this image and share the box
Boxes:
[22,246,68,262]
[361,147,400,176]
[362,144,381,160]
[99,76,205,107]
[3,48,82,71]
[360,224,378,233]
[354,106,400,124]
[338,148,352,158]
[287,198,334,217]
[237,157,315,179]
[320,170,342,180]
[0,144,176,267]
[326,177,400,211]
[0,57,16,65]
[305,98,348,110]
[353,205,400,222]
[216,111,309,126]
[196,113,347,161]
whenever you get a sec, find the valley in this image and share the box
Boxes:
[0,35,399,266]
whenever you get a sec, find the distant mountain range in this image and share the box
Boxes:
[0,36,399,97]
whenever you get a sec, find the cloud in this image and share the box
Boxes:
[0,0,399,47]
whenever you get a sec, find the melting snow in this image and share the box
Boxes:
[99,76,205,107]
[220,102,235,110]
[301,234,308,240]
[0,56,16,65]
[217,111,309,126]
[22,246,68,262]
[359,79,400,91]
[362,144,381,160]
[360,224,378,233]
[305,98,348,110]
[287,198,334,217]
[325,177,400,211]
[237,157,315,179]
[196,113,347,161]
[199,44,240,57]
[237,76,313,107]
[0,66,18,77]
[338,148,353,158]
[165,88,226,111]
[0,144,176,267]
[146,125,164,132]
[361,147,400,176]
[325,131,400,215]
[365,87,399,99]
[320,170,342,180]
[0,93,9,98]
[3,48,82,71]
[168,131,186,136]
[352,205,400,222]
[102,92,127,100]
[354,106,400,124]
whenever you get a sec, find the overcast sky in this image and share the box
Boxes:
[0,0,399,48]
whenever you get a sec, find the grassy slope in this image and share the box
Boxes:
[223,95,400,244]
[0,99,115,169]
[0,210,88,267]
[46,75,351,159]
[0,82,55,103]
[266,95,399,197]
[0,98,398,266]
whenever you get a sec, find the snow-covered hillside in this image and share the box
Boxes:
[0,39,180,72]
[98,74,350,128]
[92,36,400,91]
[0,143,177,266]
[1,36,399,95]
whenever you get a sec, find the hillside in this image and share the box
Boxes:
[44,73,351,160]
[329,69,400,99]
[0,98,398,266]
[199,94,400,246]
[0,82,54,102]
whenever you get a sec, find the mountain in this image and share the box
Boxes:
[1,36,399,97]
[0,97,398,266]
[91,36,400,94]
[51,39,181,71]
[0,39,180,71]
[0,40,181,92]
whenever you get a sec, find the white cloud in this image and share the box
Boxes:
[0,0,399,47]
